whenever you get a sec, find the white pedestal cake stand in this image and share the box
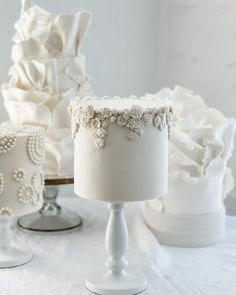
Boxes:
[0,217,32,268]
[18,177,82,232]
[86,203,147,295]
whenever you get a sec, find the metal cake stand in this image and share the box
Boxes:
[18,177,82,232]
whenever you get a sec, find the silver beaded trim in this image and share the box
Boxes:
[0,173,4,195]
[12,168,25,182]
[69,103,173,149]
[27,133,45,165]
[0,207,13,216]
[0,135,16,154]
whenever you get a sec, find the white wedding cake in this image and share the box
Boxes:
[69,96,173,202]
[1,0,92,177]
[0,125,45,216]
[144,86,236,247]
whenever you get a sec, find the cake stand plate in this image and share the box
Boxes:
[18,177,82,232]
[86,269,147,295]
[0,246,32,268]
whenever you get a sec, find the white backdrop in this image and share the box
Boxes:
[0,0,235,196]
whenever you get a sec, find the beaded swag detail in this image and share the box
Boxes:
[69,101,173,149]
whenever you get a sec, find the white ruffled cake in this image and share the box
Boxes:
[144,86,236,247]
[0,125,45,216]
[69,96,173,202]
[1,0,92,177]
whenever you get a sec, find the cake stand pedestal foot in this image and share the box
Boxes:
[86,269,147,295]
[0,218,32,268]
[86,203,147,295]
[18,185,82,232]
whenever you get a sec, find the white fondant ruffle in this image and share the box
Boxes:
[153,86,236,215]
[8,55,88,93]
[13,2,91,57]
[45,129,74,177]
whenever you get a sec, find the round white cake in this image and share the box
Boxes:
[0,125,45,216]
[69,96,173,202]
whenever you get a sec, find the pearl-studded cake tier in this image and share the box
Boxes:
[69,96,173,202]
[0,125,45,216]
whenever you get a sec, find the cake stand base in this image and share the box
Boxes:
[0,246,32,268]
[18,179,82,233]
[17,209,82,233]
[85,203,147,295]
[86,269,147,295]
[0,217,32,268]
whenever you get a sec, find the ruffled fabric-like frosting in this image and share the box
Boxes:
[146,86,236,215]
[2,0,93,177]
[13,3,91,58]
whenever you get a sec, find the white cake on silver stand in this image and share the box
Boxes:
[69,96,173,294]
[0,125,45,267]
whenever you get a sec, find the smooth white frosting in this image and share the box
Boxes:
[72,97,170,202]
[1,0,93,177]
[0,124,45,216]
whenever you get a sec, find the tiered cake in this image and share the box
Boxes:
[2,0,92,177]
[69,96,173,202]
[0,125,45,216]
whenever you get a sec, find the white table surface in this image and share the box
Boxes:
[1,195,236,295]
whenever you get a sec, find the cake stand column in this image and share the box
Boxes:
[18,178,82,232]
[86,203,147,295]
[0,217,32,268]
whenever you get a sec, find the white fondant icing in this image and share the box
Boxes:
[71,97,171,203]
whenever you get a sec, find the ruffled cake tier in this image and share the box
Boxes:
[1,1,93,177]
[6,55,90,94]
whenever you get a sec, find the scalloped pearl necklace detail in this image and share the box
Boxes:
[27,133,45,165]
[69,103,173,149]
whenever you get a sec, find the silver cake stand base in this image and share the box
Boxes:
[18,177,82,232]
